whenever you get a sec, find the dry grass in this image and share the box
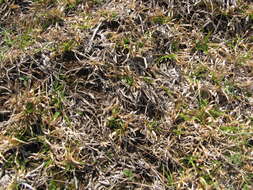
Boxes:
[0,0,253,189]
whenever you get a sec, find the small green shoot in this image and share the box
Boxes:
[52,111,61,121]
[200,174,213,185]
[60,40,77,52]
[220,125,241,133]
[176,113,191,123]
[123,38,130,45]
[208,108,224,119]
[152,15,170,24]
[171,41,180,52]
[122,76,134,86]
[143,77,154,84]
[19,76,30,87]
[2,30,13,47]
[147,120,159,130]
[18,32,34,49]
[172,128,184,136]
[137,42,144,48]
[107,117,124,130]
[159,54,177,62]
[123,169,134,180]
[49,180,58,190]
[191,65,209,80]
[228,153,243,167]
[194,34,210,53]
[25,102,35,114]
[181,156,198,168]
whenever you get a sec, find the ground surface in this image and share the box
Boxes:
[0,0,253,189]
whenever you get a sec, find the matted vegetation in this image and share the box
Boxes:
[0,0,252,189]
